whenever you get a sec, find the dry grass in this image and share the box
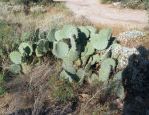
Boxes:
[0,57,61,114]
[0,1,127,35]
[1,1,148,115]
[95,23,126,36]
[0,2,92,33]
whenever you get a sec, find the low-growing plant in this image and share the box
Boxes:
[100,0,119,4]
[100,0,149,9]
[0,20,20,55]
[9,25,125,99]
[0,73,5,95]
[11,0,54,5]
[52,80,74,103]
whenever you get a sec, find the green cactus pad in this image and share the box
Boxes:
[62,25,78,39]
[114,71,123,81]
[78,26,90,38]
[91,28,112,50]
[81,42,94,65]
[77,68,86,84]
[84,57,92,72]
[113,81,125,99]
[47,29,56,42]
[0,49,3,56]
[77,68,85,78]
[99,28,112,40]
[52,41,69,59]
[86,26,96,35]
[91,54,102,65]
[18,42,33,56]
[55,25,78,41]
[9,64,21,74]
[63,62,76,74]
[60,70,73,82]
[116,84,124,99]
[98,58,116,82]
[9,51,22,64]
[82,42,94,56]
[70,36,77,51]
[90,34,107,50]
[98,64,111,82]
[102,58,116,69]
[101,58,116,69]
[35,39,49,57]
[63,49,79,63]
[55,30,65,41]
[113,70,124,99]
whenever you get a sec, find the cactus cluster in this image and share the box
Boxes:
[9,30,51,74]
[49,25,118,84]
[9,25,124,99]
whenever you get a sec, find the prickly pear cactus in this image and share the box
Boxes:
[52,41,69,59]
[9,64,21,74]
[91,28,112,50]
[98,58,116,82]
[47,28,56,42]
[35,39,49,57]
[9,25,125,88]
[8,25,129,102]
[9,51,22,64]
[50,25,119,84]
[18,42,33,56]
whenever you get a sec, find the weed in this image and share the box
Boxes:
[51,79,74,103]
[100,0,119,4]
[0,73,5,95]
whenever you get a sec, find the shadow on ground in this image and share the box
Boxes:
[122,46,149,115]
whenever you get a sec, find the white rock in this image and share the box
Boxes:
[117,30,145,41]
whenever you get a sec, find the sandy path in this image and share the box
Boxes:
[54,0,148,29]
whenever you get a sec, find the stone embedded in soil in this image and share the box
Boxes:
[117,30,145,42]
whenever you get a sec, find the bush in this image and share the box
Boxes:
[100,0,119,4]
[100,0,149,9]
[13,0,54,5]
[121,0,146,9]
[0,73,5,95]
[0,20,20,54]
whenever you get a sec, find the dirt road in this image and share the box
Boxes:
[54,0,148,29]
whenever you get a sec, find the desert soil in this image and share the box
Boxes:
[54,0,148,30]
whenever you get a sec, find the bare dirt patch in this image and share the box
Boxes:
[54,0,148,30]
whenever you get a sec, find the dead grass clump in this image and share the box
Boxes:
[0,57,61,114]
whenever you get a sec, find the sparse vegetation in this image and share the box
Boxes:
[100,0,149,9]
[0,73,5,95]
[0,0,149,114]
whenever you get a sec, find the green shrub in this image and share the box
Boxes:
[0,73,5,95]
[0,20,20,54]
[8,25,126,99]
[100,0,119,4]
[0,0,10,2]
[100,0,149,9]
[121,0,146,9]
[12,0,54,5]
[52,80,74,103]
